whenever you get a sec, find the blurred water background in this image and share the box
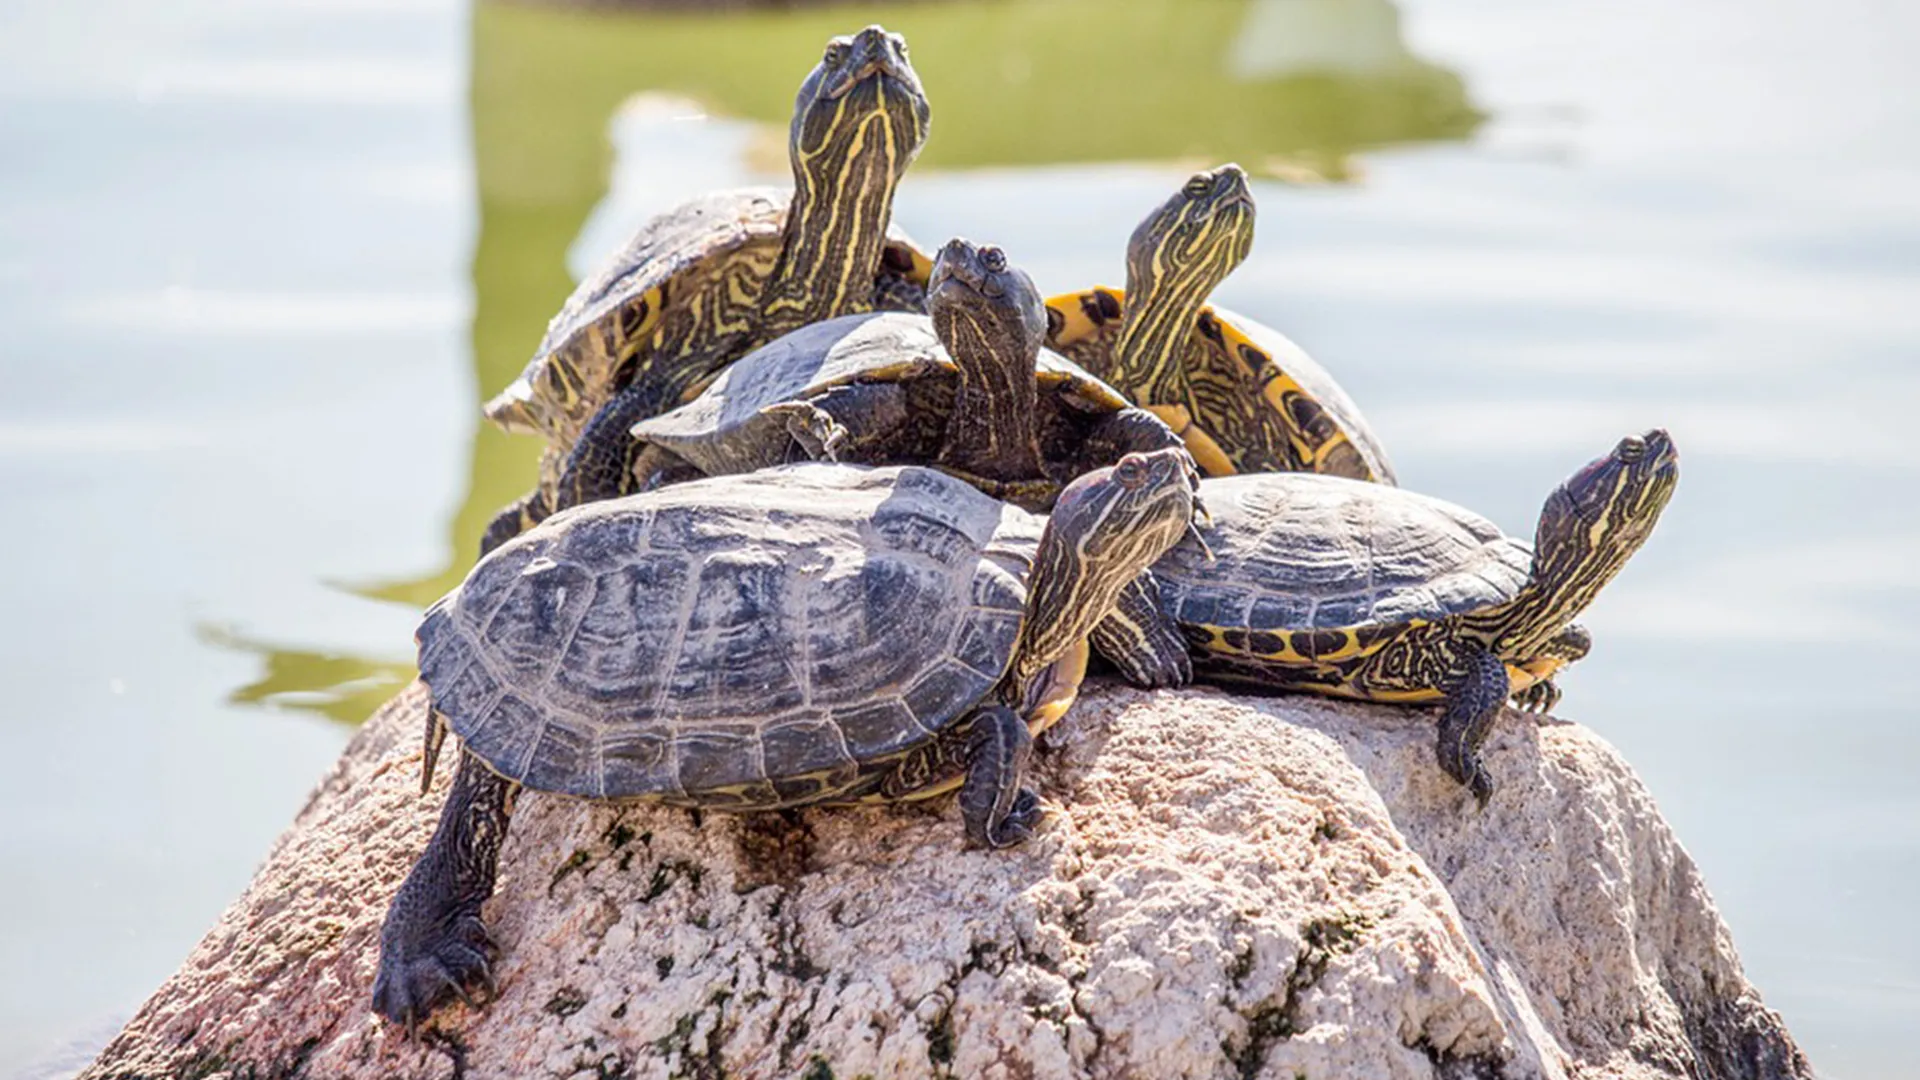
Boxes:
[2,0,1916,1075]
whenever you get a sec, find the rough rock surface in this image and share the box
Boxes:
[85,682,1809,1080]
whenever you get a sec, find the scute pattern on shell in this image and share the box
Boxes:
[1206,303,1397,482]
[485,187,929,438]
[487,189,788,423]
[418,464,1040,805]
[632,310,1137,477]
[1157,473,1532,633]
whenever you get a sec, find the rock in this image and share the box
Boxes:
[83,682,1809,1080]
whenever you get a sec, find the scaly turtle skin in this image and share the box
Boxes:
[479,25,934,554]
[1046,164,1396,483]
[372,450,1202,1030]
[542,237,1182,518]
[1102,430,1677,803]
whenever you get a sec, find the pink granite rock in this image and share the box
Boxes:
[83,682,1808,1079]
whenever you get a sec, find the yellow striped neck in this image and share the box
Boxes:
[1110,272,1213,405]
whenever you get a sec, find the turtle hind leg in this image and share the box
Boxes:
[630,443,706,493]
[1435,648,1510,807]
[958,705,1041,850]
[1089,574,1192,688]
[553,378,690,515]
[374,748,518,1031]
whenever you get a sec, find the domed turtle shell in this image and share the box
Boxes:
[1154,472,1528,673]
[629,309,1135,482]
[484,187,933,444]
[415,462,1048,806]
[1048,291,1396,485]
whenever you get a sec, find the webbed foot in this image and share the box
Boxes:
[762,401,850,462]
[373,750,516,1032]
[1511,679,1562,715]
[959,705,1041,849]
[981,787,1044,849]
[1437,649,1510,809]
[373,908,497,1032]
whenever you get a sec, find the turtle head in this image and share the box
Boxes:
[1047,447,1203,586]
[1114,164,1257,401]
[928,238,1048,366]
[1005,447,1203,701]
[1506,429,1679,651]
[790,26,930,198]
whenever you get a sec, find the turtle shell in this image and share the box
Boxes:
[630,310,1135,480]
[1156,472,1529,648]
[485,187,933,445]
[415,463,1042,807]
[1046,289,1396,484]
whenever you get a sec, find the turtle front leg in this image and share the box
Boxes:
[760,381,916,464]
[1435,648,1510,807]
[374,748,518,1031]
[957,704,1043,849]
[1056,406,1184,482]
[1089,573,1192,688]
[1509,624,1590,714]
[553,378,693,514]
[1510,680,1561,715]
[479,489,551,558]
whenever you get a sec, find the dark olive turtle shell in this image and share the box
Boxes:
[484,187,931,445]
[629,310,1134,479]
[415,464,1041,806]
[1156,472,1529,657]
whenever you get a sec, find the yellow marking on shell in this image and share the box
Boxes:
[1356,686,1446,704]
[614,284,669,363]
[896,243,935,286]
[1306,630,1374,664]
[1256,368,1314,458]
[1144,403,1235,476]
[880,774,963,802]
[1043,287,1123,347]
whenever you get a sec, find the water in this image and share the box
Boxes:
[2,0,1915,1075]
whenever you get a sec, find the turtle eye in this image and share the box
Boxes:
[823,40,849,66]
[1115,457,1146,487]
[1617,435,1646,463]
[981,246,1008,273]
[1183,174,1211,198]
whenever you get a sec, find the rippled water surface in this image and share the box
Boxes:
[2,0,1915,1075]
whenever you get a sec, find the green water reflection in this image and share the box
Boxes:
[219,0,1480,723]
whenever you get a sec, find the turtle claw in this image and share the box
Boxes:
[994,788,1044,847]
[1511,680,1562,715]
[764,401,850,462]
[373,912,498,1031]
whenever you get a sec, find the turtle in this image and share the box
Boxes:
[372,449,1203,1029]
[478,24,935,555]
[543,236,1184,519]
[1045,163,1397,484]
[1096,429,1679,804]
